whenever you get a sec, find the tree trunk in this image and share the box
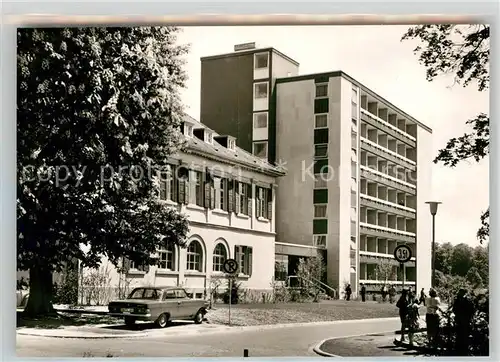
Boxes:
[23,266,56,317]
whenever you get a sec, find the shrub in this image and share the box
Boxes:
[53,267,79,305]
[222,277,241,304]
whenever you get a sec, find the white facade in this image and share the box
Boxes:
[80,116,284,304]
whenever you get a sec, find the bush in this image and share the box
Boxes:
[53,267,79,305]
[222,277,241,304]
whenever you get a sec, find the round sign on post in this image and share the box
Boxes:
[223,258,239,275]
[394,244,412,263]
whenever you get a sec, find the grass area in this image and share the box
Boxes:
[16,311,121,329]
[207,300,402,326]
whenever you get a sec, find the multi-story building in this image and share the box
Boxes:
[79,114,285,303]
[199,43,433,296]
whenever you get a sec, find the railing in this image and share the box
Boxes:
[360,221,416,237]
[360,137,416,166]
[286,275,337,299]
[360,108,416,142]
[360,165,416,189]
[360,193,416,213]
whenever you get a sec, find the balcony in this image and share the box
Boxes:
[361,109,416,148]
[359,251,416,268]
[360,193,416,218]
[360,137,416,171]
[359,222,416,243]
[360,165,416,195]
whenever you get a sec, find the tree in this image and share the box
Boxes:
[450,243,473,277]
[296,253,326,300]
[17,27,190,317]
[376,259,396,283]
[435,242,454,275]
[466,266,483,288]
[402,25,490,243]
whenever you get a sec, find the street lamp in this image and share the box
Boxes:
[426,201,442,288]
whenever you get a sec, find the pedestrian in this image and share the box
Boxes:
[407,295,421,345]
[345,284,352,301]
[452,288,475,356]
[396,289,409,342]
[360,283,366,302]
[381,285,387,302]
[425,288,441,348]
[419,288,426,306]
[389,285,396,304]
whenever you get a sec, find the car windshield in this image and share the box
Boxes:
[128,288,161,300]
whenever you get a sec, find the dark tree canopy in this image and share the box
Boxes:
[17,27,190,316]
[402,24,490,243]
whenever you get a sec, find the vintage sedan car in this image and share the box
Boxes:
[108,286,209,328]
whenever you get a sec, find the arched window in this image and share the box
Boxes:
[186,240,203,272]
[158,243,176,271]
[213,243,228,272]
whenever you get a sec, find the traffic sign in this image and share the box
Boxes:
[223,258,239,275]
[394,244,412,263]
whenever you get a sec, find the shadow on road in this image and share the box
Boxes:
[102,321,194,331]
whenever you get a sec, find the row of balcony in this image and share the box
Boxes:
[360,209,416,231]
[360,137,416,171]
[359,165,416,195]
[359,222,415,243]
[360,180,416,208]
[360,108,416,148]
[359,237,416,258]
[359,193,416,219]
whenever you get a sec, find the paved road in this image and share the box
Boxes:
[17,318,403,357]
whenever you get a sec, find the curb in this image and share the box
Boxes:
[16,330,148,339]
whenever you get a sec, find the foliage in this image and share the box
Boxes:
[222,276,241,305]
[17,27,191,316]
[376,259,396,282]
[465,267,483,288]
[81,265,112,306]
[402,24,490,244]
[53,265,79,305]
[270,278,291,303]
[434,273,471,305]
[295,253,326,301]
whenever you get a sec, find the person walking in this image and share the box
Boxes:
[452,288,475,356]
[389,285,396,304]
[396,289,409,343]
[360,283,366,302]
[425,288,441,348]
[381,285,388,302]
[407,294,421,346]
[419,288,426,306]
[345,284,352,301]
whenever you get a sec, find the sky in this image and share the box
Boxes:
[176,25,489,247]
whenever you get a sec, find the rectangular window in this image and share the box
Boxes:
[314,204,327,218]
[351,102,358,120]
[253,141,268,159]
[254,82,268,99]
[314,98,329,114]
[185,125,193,137]
[316,83,328,98]
[235,245,253,276]
[351,131,357,149]
[237,182,249,215]
[314,175,328,189]
[256,187,268,218]
[315,144,328,158]
[218,179,227,210]
[351,161,357,178]
[254,53,269,69]
[158,244,175,271]
[313,235,327,247]
[194,171,203,207]
[159,165,176,202]
[313,189,328,204]
[313,219,328,234]
[314,128,329,144]
[315,114,328,129]
[314,159,329,174]
[352,88,358,103]
[253,112,268,128]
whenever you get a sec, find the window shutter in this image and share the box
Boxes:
[210,179,216,209]
[246,247,253,276]
[204,173,211,208]
[171,167,178,203]
[267,188,273,220]
[184,178,190,205]
[228,180,234,213]
[235,182,241,214]
[178,179,186,204]
[234,245,241,273]
[247,184,253,217]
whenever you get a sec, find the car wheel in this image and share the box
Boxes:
[194,310,204,324]
[156,313,170,328]
[124,317,136,327]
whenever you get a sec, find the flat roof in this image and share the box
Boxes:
[276,71,432,132]
[200,47,300,67]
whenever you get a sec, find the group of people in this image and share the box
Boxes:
[396,287,476,355]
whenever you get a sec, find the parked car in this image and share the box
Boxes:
[16,288,29,308]
[108,286,209,328]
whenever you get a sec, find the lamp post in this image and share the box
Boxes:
[426,201,441,288]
